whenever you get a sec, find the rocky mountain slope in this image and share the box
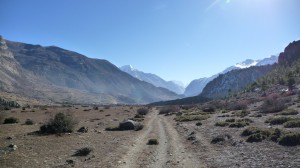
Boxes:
[120,65,185,94]
[200,65,273,98]
[184,56,278,97]
[0,37,181,104]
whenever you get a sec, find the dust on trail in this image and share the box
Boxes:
[119,110,204,168]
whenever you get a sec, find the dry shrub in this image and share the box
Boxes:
[40,112,77,134]
[137,108,149,115]
[227,100,248,110]
[159,106,179,115]
[260,96,287,113]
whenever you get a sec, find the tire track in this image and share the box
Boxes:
[120,111,157,168]
[120,110,205,168]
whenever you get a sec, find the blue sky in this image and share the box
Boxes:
[1,0,299,85]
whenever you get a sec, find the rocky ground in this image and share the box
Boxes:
[1,98,300,168]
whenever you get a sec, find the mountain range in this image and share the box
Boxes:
[0,36,181,104]
[184,55,278,97]
[120,65,185,94]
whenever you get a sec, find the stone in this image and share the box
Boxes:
[77,127,88,133]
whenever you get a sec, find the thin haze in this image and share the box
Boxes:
[0,0,299,84]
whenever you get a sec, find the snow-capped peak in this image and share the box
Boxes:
[120,65,136,71]
[234,59,258,69]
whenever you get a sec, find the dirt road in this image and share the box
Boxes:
[119,110,204,168]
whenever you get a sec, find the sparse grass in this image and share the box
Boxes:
[215,122,229,127]
[232,110,250,118]
[225,118,235,122]
[40,112,77,134]
[237,118,253,123]
[174,115,209,122]
[147,139,159,145]
[211,134,231,144]
[3,117,19,124]
[73,147,92,156]
[265,117,293,125]
[129,117,144,122]
[279,109,299,116]
[250,113,262,118]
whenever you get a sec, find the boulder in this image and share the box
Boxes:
[119,120,136,130]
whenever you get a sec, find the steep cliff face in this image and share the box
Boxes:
[200,65,273,99]
[0,36,26,91]
[278,40,300,66]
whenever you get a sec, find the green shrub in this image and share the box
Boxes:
[147,139,159,145]
[73,147,92,156]
[241,127,272,137]
[284,120,300,128]
[25,119,34,125]
[215,122,229,127]
[3,117,19,124]
[279,109,299,115]
[246,133,266,142]
[270,128,283,142]
[40,113,77,134]
[265,117,292,125]
[278,133,300,146]
[229,122,249,128]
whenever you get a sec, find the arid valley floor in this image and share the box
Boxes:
[1,97,300,168]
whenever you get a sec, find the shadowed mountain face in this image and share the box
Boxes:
[1,39,181,104]
[200,65,273,99]
[120,65,185,94]
[184,56,278,97]
[278,40,300,66]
